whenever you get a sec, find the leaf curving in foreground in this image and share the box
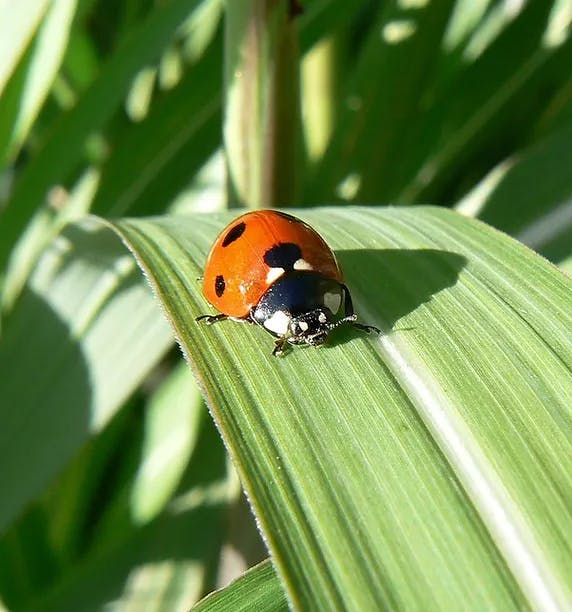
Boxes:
[111,206,572,610]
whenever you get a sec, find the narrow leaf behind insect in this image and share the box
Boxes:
[193,559,288,612]
[0,220,173,534]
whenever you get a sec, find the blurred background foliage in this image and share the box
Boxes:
[0,0,571,609]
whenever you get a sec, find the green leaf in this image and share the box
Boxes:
[131,360,205,524]
[91,36,222,217]
[1,0,78,161]
[470,114,572,264]
[0,406,135,607]
[2,167,99,312]
[111,206,572,609]
[0,220,173,534]
[0,0,203,274]
[306,1,572,207]
[27,411,229,611]
[0,0,49,96]
[307,1,456,202]
[297,0,365,52]
[397,1,572,204]
[193,559,288,612]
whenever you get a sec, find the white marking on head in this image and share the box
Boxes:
[318,312,327,324]
[323,291,342,314]
[293,258,313,271]
[298,321,309,332]
[263,310,291,335]
[266,267,285,284]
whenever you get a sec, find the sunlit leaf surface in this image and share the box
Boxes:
[112,206,572,610]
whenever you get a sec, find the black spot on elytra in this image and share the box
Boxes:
[263,242,302,269]
[215,275,225,297]
[222,222,246,247]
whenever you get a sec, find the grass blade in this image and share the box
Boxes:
[0,220,172,533]
[111,206,572,609]
[0,0,203,274]
[193,559,287,612]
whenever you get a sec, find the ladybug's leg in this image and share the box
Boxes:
[196,313,229,325]
[272,338,289,357]
[339,283,357,324]
[353,322,380,334]
[338,284,380,334]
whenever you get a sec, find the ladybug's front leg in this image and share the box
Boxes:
[196,313,229,325]
[272,337,289,357]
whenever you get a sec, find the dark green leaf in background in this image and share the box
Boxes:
[0,221,172,534]
[0,0,204,274]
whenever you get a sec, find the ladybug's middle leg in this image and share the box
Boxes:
[196,314,229,325]
[272,338,289,357]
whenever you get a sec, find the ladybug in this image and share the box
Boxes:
[196,210,379,356]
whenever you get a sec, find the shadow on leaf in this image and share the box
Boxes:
[329,248,467,346]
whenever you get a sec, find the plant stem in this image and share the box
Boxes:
[224,0,300,209]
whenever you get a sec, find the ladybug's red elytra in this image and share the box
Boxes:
[196,210,379,356]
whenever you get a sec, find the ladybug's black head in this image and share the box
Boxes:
[288,308,334,346]
[251,271,348,346]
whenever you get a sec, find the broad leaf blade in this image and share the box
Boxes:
[0,220,173,534]
[111,206,572,609]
